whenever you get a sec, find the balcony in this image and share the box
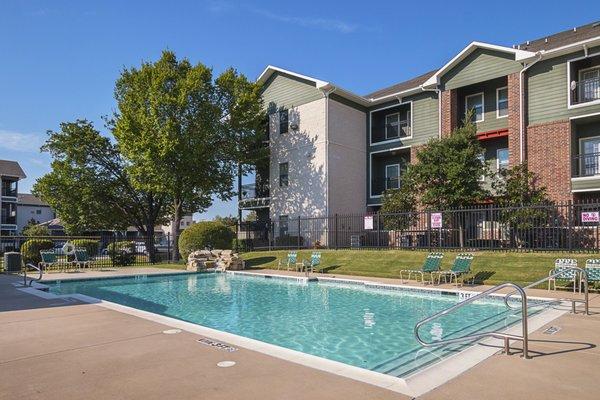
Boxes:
[239,183,270,209]
[571,152,600,192]
[1,180,18,198]
[571,76,600,105]
[371,177,401,197]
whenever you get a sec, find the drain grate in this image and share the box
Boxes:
[197,337,238,352]
[543,326,561,335]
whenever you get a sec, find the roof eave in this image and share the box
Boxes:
[518,36,600,62]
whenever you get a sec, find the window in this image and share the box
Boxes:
[279,162,289,187]
[385,113,400,139]
[385,164,400,190]
[496,87,508,118]
[477,154,486,181]
[279,215,289,237]
[36,209,42,215]
[465,93,484,123]
[580,137,600,176]
[279,109,289,134]
[579,67,600,103]
[497,148,509,170]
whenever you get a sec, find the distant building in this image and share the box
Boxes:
[17,193,56,233]
[0,160,26,236]
[160,214,195,235]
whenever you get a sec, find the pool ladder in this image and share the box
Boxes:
[414,266,589,359]
[22,263,43,287]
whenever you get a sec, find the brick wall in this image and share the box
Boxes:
[526,119,572,203]
[507,72,521,167]
[440,89,458,137]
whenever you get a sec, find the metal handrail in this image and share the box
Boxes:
[504,266,589,315]
[23,263,43,287]
[414,283,530,358]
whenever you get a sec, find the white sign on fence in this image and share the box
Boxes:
[364,215,374,230]
[581,211,600,224]
[431,212,443,229]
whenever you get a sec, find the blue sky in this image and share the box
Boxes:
[0,0,597,220]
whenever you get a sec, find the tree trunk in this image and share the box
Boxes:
[171,200,181,262]
[145,224,156,263]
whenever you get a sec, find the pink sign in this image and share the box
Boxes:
[581,211,600,224]
[431,212,443,228]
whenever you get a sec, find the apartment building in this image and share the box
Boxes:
[16,193,56,233]
[0,160,26,235]
[240,21,600,226]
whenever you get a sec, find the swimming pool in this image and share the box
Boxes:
[47,272,547,378]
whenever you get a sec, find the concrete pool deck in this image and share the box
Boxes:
[2,268,600,399]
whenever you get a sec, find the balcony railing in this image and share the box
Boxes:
[239,183,270,209]
[572,76,600,105]
[573,152,600,178]
[371,177,401,196]
[385,120,411,139]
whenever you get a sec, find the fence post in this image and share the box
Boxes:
[376,213,381,249]
[111,233,116,269]
[297,216,301,250]
[334,214,338,250]
[167,233,171,264]
[567,201,573,252]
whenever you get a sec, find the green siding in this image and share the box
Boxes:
[572,177,600,192]
[442,48,521,90]
[528,47,600,125]
[261,72,323,112]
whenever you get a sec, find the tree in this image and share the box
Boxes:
[380,173,418,230]
[214,215,238,231]
[22,220,50,237]
[34,120,169,257]
[112,51,264,261]
[492,163,551,247]
[403,114,489,246]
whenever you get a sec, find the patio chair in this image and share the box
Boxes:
[399,252,443,284]
[304,252,322,273]
[39,251,73,272]
[434,253,474,287]
[277,251,302,271]
[580,259,600,292]
[74,248,93,270]
[548,259,579,293]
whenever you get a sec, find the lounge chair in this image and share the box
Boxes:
[74,248,93,270]
[39,251,72,272]
[399,252,443,284]
[548,259,578,293]
[304,252,322,273]
[434,253,474,287]
[277,251,302,271]
[580,259,600,292]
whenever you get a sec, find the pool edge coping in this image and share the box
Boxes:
[19,271,569,398]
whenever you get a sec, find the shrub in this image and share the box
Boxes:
[107,241,136,266]
[178,221,234,260]
[71,239,100,256]
[232,238,252,252]
[274,235,304,247]
[21,239,54,265]
[22,224,51,237]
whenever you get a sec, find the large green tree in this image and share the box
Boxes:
[112,51,264,261]
[34,120,169,251]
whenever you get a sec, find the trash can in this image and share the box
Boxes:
[3,252,22,273]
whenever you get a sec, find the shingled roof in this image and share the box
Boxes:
[365,70,438,100]
[518,20,600,52]
[0,160,26,179]
[18,193,50,207]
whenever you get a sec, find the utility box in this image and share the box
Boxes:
[3,252,22,273]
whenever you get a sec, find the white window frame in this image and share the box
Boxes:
[578,135,600,177]
[477,153,486,182]
[278,162,289,187]
[496,148,509,170]
[385,163,401,190]
[496,87,508,119]
[385,113,400,140]
[368,101,413,146]
[465,92,485,123]
[567,51,600,110]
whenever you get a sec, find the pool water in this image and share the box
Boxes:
[48,273,544,377]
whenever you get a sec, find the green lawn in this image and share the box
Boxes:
[241,249,597,287]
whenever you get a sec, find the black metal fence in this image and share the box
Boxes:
[0,234,173,272]
[238,200,600,252]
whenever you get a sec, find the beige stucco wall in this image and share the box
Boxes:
[269,98,328,221]
[328,99,366,215]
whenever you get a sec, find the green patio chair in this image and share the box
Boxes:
[580,259,600,292]
[548,259,578,293]
[399,252,443,284]
[74,248,93,270]
[277,251,302,271]
[304,252,322,273]
[435,253,474,287]
[39,251,58,272]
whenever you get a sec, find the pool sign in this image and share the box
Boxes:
[364,215,374,230]
[431,212,443,228]
[581,211,600,224]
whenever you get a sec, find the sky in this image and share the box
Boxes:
[0,0,597,220]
